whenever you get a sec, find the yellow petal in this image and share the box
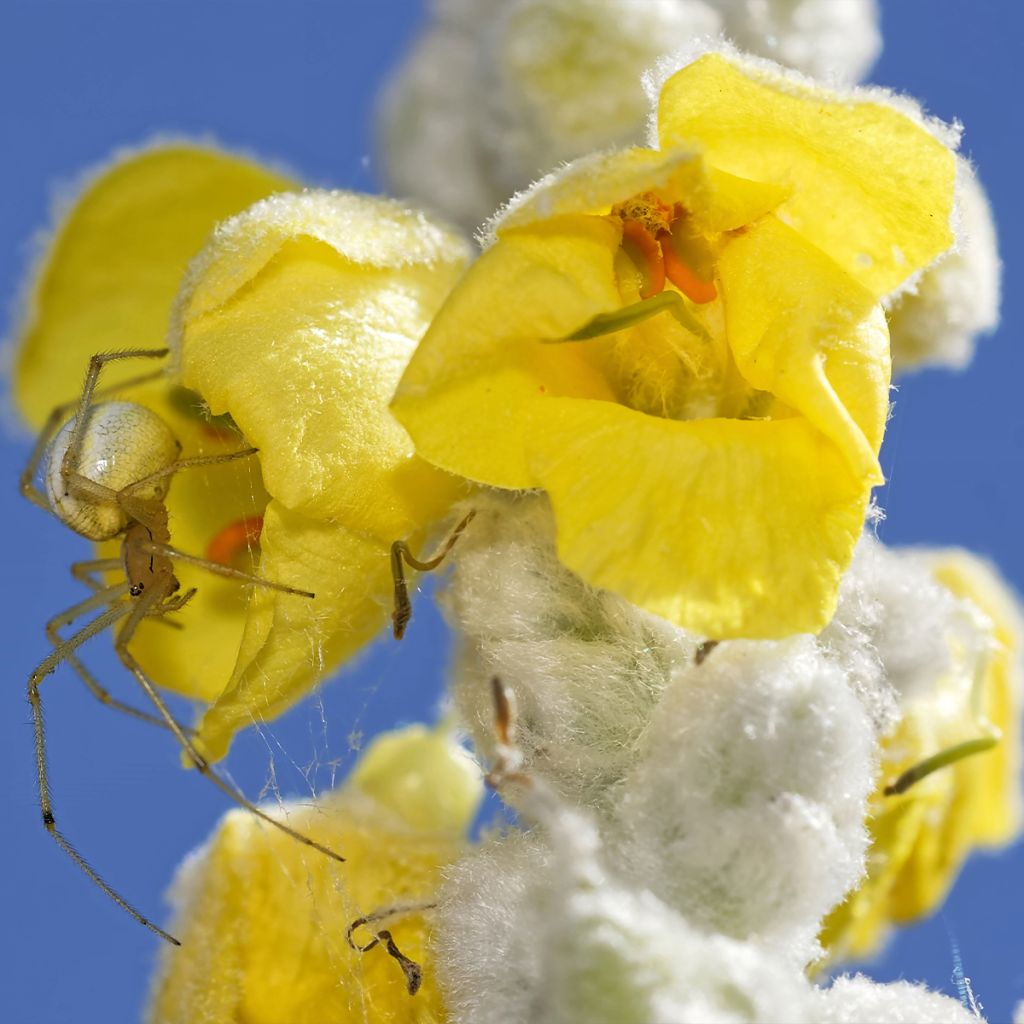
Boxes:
[191,502,396,762]
[930,550,1023,847]
[393,215,622,488]
[495,147,697,236]
[718,216,890,481]
[493,145,788,240]
[175,190,472,541]
[147,725,480,1024]
[351,724,482,836]
[821,550,1023,963]
[526,400,869,638]
[13,143,295,428]
[167,191,473,758]
[657,53,957,297]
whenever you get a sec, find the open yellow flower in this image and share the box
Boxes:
[392,52,957,638]
[146,723,484,1024]
[13,145,471,761]
[821,550,1022,963]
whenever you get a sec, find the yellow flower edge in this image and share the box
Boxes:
[820,548,1023,963]
[172,190,472,761]
[394,52,957,638]
[146,724,484,1024]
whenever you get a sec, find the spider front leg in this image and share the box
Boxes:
[391,510,476,639]
[113,582,346,865]
[27,596,180,945]
[70,558,123,592]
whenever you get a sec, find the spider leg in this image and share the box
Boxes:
[115,582,346,865]
[44,588,191,734]
[47,582,131,630]
[27,598,179,945]
[136,540,315,598]
[61,349,169,484]
[391,510,476,639]
[119,447,259,498]
[71,558,123,592]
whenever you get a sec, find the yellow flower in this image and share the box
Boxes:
[146,724,483,1024]
[14,144,471,760]
[392,52,957,638]
[821,550,1022,963]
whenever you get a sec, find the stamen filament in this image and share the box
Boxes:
[884,734,1001,796]
[620,219,664,299]
[659,229,718,304]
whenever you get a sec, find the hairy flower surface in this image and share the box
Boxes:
[147,724,483,1024]
[822,548,1023,962]
[393,52,957,638]
[13,146,471,760]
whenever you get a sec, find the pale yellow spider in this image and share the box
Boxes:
[20,348,345,945]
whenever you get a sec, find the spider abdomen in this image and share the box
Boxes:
[45,400,180,540]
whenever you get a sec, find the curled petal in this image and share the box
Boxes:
[656,53,957,299]
[174,190,472,540]
[191,503,395,762]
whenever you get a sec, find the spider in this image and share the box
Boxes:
[20,347,346,945]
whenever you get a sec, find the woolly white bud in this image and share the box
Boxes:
[443,492,699,812]
[822,534,995,728]
[888,161,1001,374]
[714,0,881,83]
[434,806,811,1023]
[612,637,875,967]
[815,975,982,1024]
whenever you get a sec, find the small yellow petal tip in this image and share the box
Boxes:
[821,548,1023,964]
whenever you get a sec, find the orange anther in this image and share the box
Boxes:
[620,219,666,299]
[206,515,264,568]
[659,230,718,304]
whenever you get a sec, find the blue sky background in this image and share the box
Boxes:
[0,2,1021,1021]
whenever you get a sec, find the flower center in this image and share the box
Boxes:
[598,191,736,420]
[611,193,717,305]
